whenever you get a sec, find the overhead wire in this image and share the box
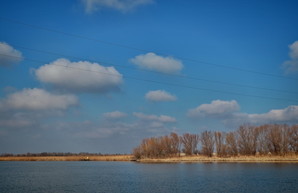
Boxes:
[1,16,297,81]
[11,44,298,95]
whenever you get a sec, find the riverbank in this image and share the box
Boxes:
[1,155,298,163]
[137,155,298,163]
[0,155,133,161]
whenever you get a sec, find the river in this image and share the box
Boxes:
[0,161,297,193]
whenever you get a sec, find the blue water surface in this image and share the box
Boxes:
[0,161,297,193]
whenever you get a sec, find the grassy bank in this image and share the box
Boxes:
[1,154,298,163]
[0,155,134,161]
[137,155,298,163]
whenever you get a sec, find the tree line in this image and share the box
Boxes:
[133,124,298,159]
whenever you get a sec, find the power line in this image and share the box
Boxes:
[11,44,298,95]
[1,53,298,103]
[1,17,296,81]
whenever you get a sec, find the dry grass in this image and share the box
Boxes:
[0,155,133,161]
[1,154,298,163]
[138,155,298,163]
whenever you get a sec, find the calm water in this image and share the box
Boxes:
[0,162,298,193]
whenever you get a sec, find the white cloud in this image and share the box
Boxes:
[103,111,127,119]
[0,88,78,111]
[289,41,298,59]
[0,42,23,66]
[82,0,153,13]
[282,40,298,74]
[130,52,183,74]
[145,90,177,102]
[35,58,123,93]
[188,100,298,126]
[245,105,298,123]
[133,112,176,123]
[188,100,239,118]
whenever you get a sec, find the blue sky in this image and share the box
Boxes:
[0,0,298,154]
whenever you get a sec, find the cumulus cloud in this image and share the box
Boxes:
[0,88,78,131]
[244,105,298,123]
[0,88,78,111]
[188,100,298,126]
[130,52,183,74]
[81,0,153,13]
[133,112,176,123]
[103,111,127,119]
[35,58,123,93]
[188,100,239,118]
[282,41,298,74]
[145,90,177,102]
[0,42,23,66]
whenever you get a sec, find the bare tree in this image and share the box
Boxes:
[226,132,238,156]
[281,125,291,155]
[180,133,199,155]
[161,135,171,156]
[237,125,259,155]
[201,131,214,157]
[132,133,182,159]
[265,124,293,155]
[289,125,298,153]
[170,132,181,156]
[255,125,270,155]
[133,146,142,159]
[266,124,283,155]
[214,131,227,157]
[133,124,298,159]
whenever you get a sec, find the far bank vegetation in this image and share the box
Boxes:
[133,124,298,159]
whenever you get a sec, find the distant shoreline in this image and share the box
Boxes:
[0,155,133,162]
[1,155,298,163]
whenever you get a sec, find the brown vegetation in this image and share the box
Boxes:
[201,131,214,157]
[0,155,133,161]
[133,133,181,159]
[1,154,297,163]
[138,154,298,163]
[133,124,298,160]
[181,133,199,155]
[1,124,297,163]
